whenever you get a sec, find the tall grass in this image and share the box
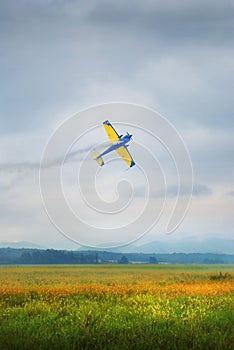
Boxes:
[0,265,233,350]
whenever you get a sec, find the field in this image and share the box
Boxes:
[0,264,233,350]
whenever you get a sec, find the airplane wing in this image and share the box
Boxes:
[115,146,135,167]
[103,120,120,142]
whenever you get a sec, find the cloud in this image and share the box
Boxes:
[192,184,212,197]
[0,1,233,245]
[88,0,233,44]
[0,0,233,134]
[226,191,234,197]
[134,183,212,198]
[184,128,234,187]
[164,184,212,197]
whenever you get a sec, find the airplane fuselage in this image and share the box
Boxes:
[92,120,135,167]
[98,134,132,159]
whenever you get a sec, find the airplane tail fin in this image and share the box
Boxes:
[92,151,104,166]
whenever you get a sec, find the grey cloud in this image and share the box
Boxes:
[88,1,233,44]
[0,0,233,134]
[134,186,148,198]
[185,130,234,186]
[226,191,234,197]
[0,0,233,245]
[163,184,212,197]
[134,183,212,198]
[192,184,212,197]
[2,1,233,26]
[164,184,212,197]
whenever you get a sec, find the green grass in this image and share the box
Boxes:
[0,264,233,350]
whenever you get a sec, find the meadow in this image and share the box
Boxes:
[0,264,233,350]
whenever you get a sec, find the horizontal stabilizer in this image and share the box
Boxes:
[92,151,104,166]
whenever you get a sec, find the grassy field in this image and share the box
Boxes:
[0,264,233,350]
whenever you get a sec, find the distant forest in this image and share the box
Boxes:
[0,248,233,264]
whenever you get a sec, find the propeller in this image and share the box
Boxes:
[127,132,132,138]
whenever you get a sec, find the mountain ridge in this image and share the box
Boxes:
[1,237,233,254]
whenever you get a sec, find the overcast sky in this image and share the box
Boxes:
[0,0,233,248]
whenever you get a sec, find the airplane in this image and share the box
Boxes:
[92,120,135,167]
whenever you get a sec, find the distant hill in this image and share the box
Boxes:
[0,237,233,254]
[0,241,44,249]
[119,237,234,254]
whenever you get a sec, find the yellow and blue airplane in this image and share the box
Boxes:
[92,120,135,167]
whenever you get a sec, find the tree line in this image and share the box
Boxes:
[0,248,233,264]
